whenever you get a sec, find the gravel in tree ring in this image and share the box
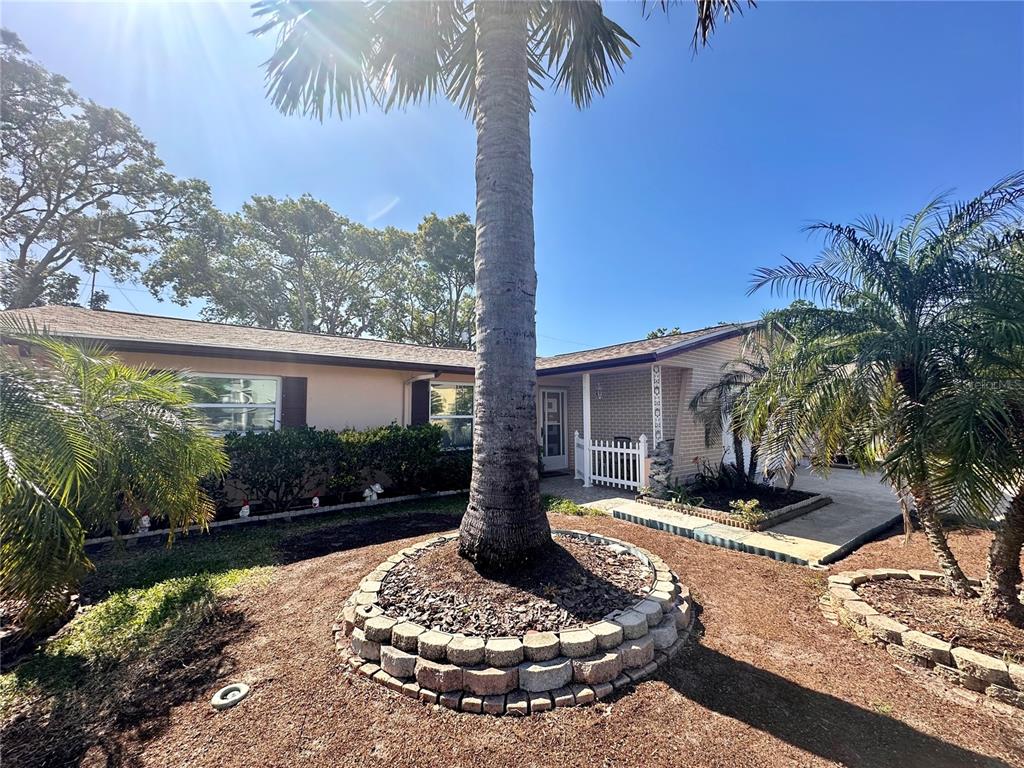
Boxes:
[375,535,654,636]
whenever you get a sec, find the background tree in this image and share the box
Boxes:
[750,174,1024,599]
[647,326,682,339]
[0,30,210,309]
[0,318,227,630]
[147,201,476,346]
[381,213,476,348]
[146,194,399,335]
[251,0,751,570]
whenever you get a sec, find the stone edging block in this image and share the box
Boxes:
[823,568,1022,711]
[333,529,696,715]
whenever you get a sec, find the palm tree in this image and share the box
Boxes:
[926,248,1024,623]
[0,319,227,629]
[750,174,1024,598]
[689,321,793,483]
[250,0,752,570]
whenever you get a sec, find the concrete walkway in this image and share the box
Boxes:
[541,468,903,567]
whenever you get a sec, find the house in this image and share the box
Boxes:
[1,305,754,490]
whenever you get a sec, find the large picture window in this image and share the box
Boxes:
[188,374,281,434]
[430,382,473,449]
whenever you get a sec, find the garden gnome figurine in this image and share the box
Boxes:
[138,514,151,534]
[239,500,250,518]
[312,495,320,508]
[363,483,383,502]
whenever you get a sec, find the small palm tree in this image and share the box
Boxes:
[926,252,1024,622]
[0,320,227,628]
[250,0,752,570]
[689,322,792,483]
[750,173,1024,598]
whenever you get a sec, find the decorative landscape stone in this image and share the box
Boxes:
[558,628,597,658]
[523,631,560,661]
[824,568,1023,712]
[335,530,694,715]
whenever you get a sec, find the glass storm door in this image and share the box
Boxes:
[540,389,568,471]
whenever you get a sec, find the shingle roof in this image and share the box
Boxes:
[535,323,750,374]
[0,306,752,375]
[0,305,477,373]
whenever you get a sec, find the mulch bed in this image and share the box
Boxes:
[695,486,816,513]
[375,536,653,635]
[4,513,1022,768]
[857,579,1024,662]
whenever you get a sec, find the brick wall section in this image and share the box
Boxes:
[540,333,745,482]
[589,369,652,444]
[671,335,743,480]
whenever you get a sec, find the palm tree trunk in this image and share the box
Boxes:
[458,1,551,571]
[731,429,744,475]
[910,483,976,598]
[747,442,759,483]
[981,486,1024,625]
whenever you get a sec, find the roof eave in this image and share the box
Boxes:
[13,335,475,376]
[537,324,754,377]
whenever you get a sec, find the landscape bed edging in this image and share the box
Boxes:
[84,489,468,546]
[333,529,695,715]
[823,568,1024,712]
[635,493,832,532]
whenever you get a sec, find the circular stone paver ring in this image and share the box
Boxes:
[333,530,696,716]
[211,682,250,711]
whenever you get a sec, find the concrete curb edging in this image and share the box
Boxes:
[823,568,1024,712]
[334,530,695,715]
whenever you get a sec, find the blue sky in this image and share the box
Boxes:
[5,1,1023,355]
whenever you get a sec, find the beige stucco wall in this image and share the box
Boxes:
[114,350,473,431]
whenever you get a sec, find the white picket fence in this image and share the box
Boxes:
[574,431,648,491]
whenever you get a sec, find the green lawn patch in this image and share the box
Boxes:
[0,494,467,720]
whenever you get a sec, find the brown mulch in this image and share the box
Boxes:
[696,486,816,513]
[5,515,1024,768]
[375,536,652,635]
[857,579,1024,662]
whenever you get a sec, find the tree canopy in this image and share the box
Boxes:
[145,200,477,348]
[0,30,210,310]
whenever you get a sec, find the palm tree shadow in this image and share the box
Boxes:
[658,618,1013,768]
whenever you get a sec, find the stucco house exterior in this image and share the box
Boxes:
[2,305,753,491]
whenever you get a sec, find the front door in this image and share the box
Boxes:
[539,388,568,471]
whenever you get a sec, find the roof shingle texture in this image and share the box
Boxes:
[0,306,746,373]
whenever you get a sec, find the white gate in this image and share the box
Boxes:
[585,434,647,491]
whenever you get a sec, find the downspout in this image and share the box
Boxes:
[402,372,438,426]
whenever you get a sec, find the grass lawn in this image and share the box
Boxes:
[2,496,1022,768]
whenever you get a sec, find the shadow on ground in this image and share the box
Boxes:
[660,622,1011,768]
[2,607,251,768]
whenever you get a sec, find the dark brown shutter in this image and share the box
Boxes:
[280,377,307,428]
[410,379,431,425]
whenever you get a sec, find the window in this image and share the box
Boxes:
[430,382,473,449]
[188,374,281,434]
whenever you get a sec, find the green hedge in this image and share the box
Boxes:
[207,424,471,514]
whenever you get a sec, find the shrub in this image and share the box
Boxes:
[428,449,473,492]
[218,423,462,513]
[352,423,445,495]
[221,427,335,513]
[728,498,766,525]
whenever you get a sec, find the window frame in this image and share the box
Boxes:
[429,381,474,450]
[186,372,283,435]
